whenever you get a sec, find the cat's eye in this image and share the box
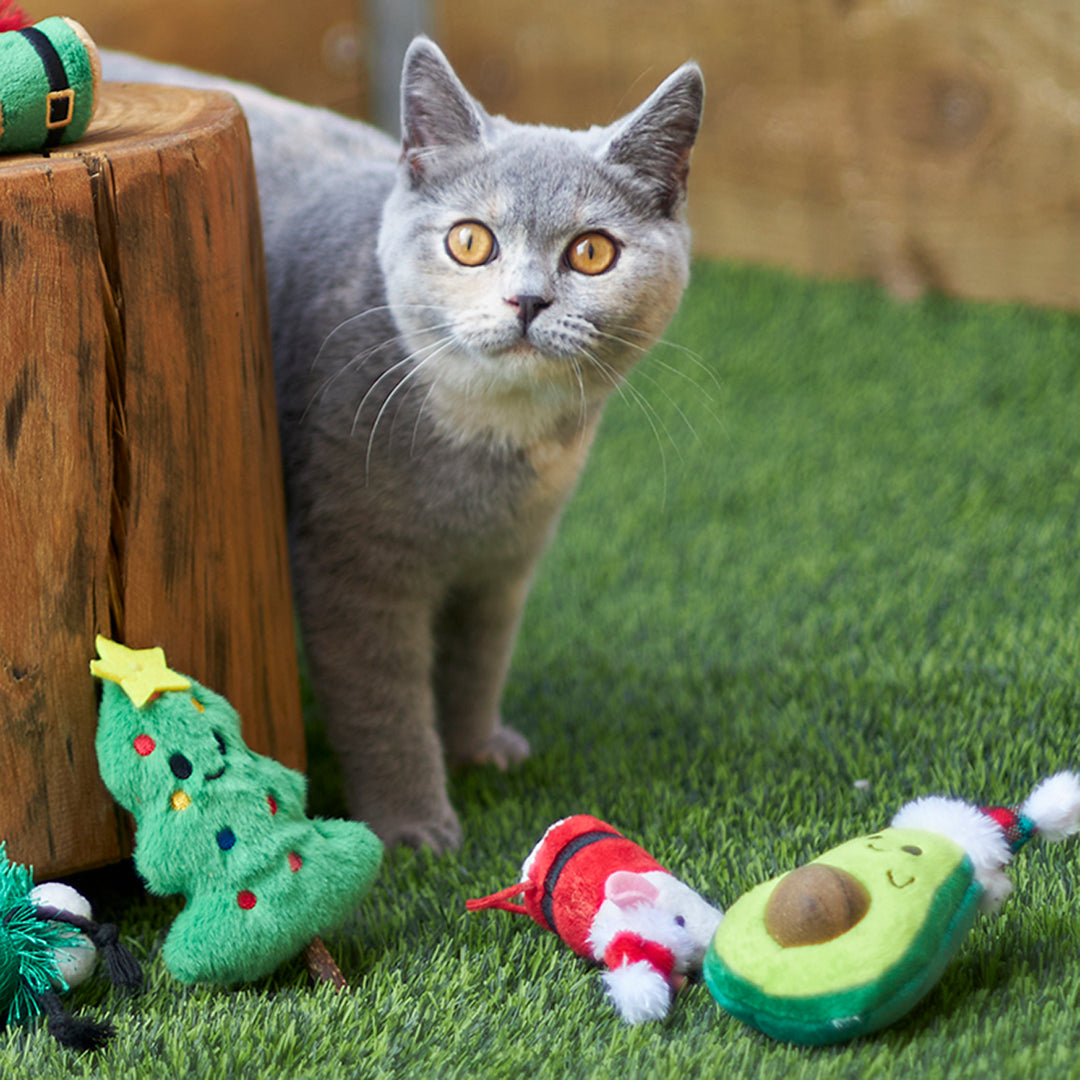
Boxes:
[446,222,496,266]
[566,232,618,275]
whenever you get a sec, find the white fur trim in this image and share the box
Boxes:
[602,960,672,1023]
[589,895,681,962]
[977,871,1014,915]
[1021,772,1080,842]
[519,816,571,881]
[891,796,1013,891]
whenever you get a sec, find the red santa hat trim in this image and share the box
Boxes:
[603,932,676,981]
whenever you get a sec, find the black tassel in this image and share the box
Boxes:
[34,906,143,992]
[34,990,115,1052]
[86,921,143,991]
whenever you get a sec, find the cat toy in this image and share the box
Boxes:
[0,844,142,1050]
[466,815,723,1023]
[704,772,1080,1045]
[91,637,384,988]
[0,2,100,154]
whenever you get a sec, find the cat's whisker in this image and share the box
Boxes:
[594,327,730,446]
[410,376,443,458]
[585,350,680,456]
[364,339,456,480]
[311,304,446,371]
[595,327,717,405]
[582,348,671,499]
[348,348,433,437]
[640,355,732,447]
[593,328,706,444]
[608,322,726,399]
[310,321,458,426]
[567,356,590,443]
[302,333,405,423]
[624,364,699,450]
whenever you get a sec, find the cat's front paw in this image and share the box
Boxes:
[455,723,531,771]
[377,809,463,854]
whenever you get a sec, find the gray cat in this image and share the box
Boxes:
[102,39,704,851]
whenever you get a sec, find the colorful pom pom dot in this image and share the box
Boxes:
[217,827,237,851]
[267,794,278,815]
[133,734,156,756]
[237,890,257,910]
[288,852,302,872]
[170,790,192,811]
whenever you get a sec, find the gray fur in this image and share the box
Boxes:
[102,41,703,850]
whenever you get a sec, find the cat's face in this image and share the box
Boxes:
[377,39,704,444]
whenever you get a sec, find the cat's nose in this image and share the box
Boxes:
[508,294,552,334]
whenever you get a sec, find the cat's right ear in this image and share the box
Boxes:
[600,61,705,218]
[399,37,486,184]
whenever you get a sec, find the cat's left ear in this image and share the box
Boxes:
[399,36,488,184]
[600,62,705,217]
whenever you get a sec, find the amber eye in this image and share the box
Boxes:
[566,232,618,275]
[446,222,496,266]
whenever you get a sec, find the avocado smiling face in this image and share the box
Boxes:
[704,827,984,1044]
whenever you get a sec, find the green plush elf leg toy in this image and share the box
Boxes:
[91,638,383,987]
[0,2,100,154]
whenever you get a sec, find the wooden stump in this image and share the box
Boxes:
[0,84,304,877]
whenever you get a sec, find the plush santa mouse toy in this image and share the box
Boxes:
[467,815,723,1023]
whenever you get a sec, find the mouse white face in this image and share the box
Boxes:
[588,870,724,972]
[646,872,725,967]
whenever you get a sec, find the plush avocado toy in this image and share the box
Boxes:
[704,773,1080,1045]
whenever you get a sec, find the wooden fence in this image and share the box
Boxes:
[68,0,1080,308]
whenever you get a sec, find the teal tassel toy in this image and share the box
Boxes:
[0,3,100,155]
[0,844,142,1050]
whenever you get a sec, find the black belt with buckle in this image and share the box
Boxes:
[18,25,75,149]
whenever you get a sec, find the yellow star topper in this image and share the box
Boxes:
[90,636,191,708]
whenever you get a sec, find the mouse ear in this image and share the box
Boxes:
[605,871,661,910]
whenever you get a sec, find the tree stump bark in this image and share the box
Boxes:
[0,84,304,877]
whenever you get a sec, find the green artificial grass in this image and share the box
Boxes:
[5,261,1080,1077]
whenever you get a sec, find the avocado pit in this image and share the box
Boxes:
[764,863,871,947]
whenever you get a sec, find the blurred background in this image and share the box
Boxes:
[57,0,1080,309]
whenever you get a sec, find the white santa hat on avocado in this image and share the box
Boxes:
[891,771,1080,911]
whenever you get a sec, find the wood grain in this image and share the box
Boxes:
[0,84,303,877]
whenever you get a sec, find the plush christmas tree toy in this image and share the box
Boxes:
[0,844,142,1051]
[91,637,383,987]
[0,3,101,154]
[467,815,723,1023]
[704,772,1080,1045]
